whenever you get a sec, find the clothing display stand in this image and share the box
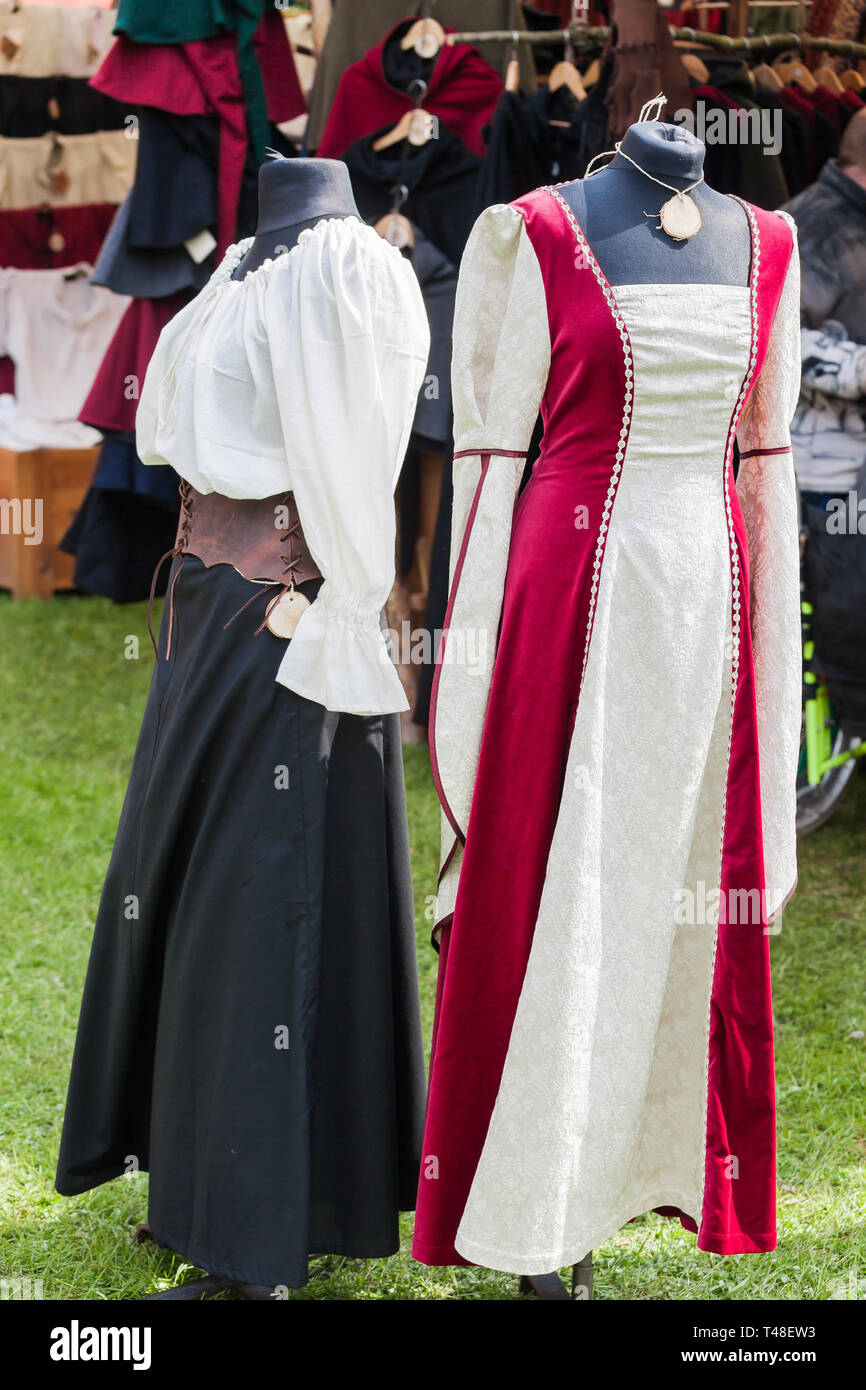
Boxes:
[52,148,431,1305]
[520,1254,594,1301]
[519,124,741,1311]
[413,60,798,1285]
[133,151,375,1307]
[135,1226,274,1301]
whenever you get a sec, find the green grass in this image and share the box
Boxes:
[1,591,864,1300]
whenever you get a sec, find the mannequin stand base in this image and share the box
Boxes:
[519,1253,593,1301]
[141,1275,277,1301]
[134,1225,278,1299]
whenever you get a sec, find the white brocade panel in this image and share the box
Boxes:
[455,284,753,1273]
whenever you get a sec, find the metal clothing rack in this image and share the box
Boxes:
[445,24,866,60]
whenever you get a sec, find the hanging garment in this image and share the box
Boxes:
[0,265,129,449]
[0,2,115,79]
[779,86,838,185]
[0,131,137,209]
[91,194,213,301]
[800,81,847,138]
[0,76,126,137]
[56,216,430,1290]
[90,112,262,301]
[59,432,181,604]
[752,83,814,200]
[305,0,534,152]
[126,111,218,251]
[413,190,801,1272]
[111,0,272,160]
[253,5,306,126]
[342,124,480,271]
[0,203,116,269]
[78,292,192,437]
[690,80,790,210]
[317,19,502,161]
[89,112,222,300]
[69,290,199,596]
[475,77,613,213]
[606,0,692,139]
[90,36,247,258]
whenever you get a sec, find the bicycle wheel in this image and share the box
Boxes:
[796,719,862,836]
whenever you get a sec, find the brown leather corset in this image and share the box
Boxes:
[176,483,321,586]
[149,481,321,659]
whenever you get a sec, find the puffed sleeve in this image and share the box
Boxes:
[735,210,802,921]
[431,203,550,931]
[265,217,430,716]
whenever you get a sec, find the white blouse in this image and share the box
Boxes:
[0,265,129,451]
[137,215,431,717]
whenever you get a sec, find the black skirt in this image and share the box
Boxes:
[55,556,427,1288]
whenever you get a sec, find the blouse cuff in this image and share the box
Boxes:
[274,584,409,716]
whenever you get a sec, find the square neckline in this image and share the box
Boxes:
[542,186,757,328]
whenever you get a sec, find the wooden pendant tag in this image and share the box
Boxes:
[658,193,702,242]
[265,588,310,639]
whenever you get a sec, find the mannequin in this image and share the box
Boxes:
[561,120,751,288]
[413,102,800,1302]
[231,152,360,278]
[520,118,752,1303]
[56,144,430,1301]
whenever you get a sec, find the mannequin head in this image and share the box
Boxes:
[617,119,706,185]
[253,153,359,234]
[231,153,360,279]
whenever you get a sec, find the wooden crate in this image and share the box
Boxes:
[0,446,97,600]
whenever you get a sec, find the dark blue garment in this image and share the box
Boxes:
[59,437,181,604]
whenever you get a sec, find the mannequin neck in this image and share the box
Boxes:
[613,122,706,186]
[558,120,749,287]
[232,157,360,279]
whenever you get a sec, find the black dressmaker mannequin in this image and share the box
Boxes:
[561,118,750,288]
[231,150,360,279]
[139,151,361,1302]
[518,112,752,1305]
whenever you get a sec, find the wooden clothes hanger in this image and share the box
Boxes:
[400,17,446,59]
[374,209,416,249]
[548,61,586,99]
[753,61,783,90]
[680,53,709,84]
[773,53,818,92]
[841,67,865,91]
[814,64,845,94]
[548,0,587,102]
[372,107,435,151]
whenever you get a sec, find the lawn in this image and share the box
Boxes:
[0,591,864,1300]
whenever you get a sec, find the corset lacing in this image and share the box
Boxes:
[147,479,194,661]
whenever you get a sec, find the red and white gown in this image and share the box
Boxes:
[413,186,802,1273]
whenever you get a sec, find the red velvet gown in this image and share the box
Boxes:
[413,187,801,1272]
